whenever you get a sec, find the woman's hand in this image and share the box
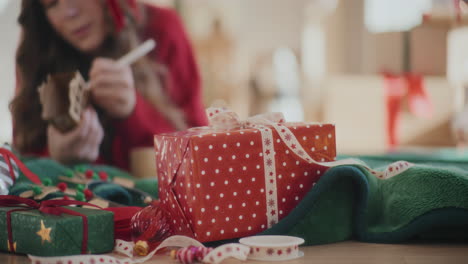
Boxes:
[89,58,136,119]
[48,107,104,164]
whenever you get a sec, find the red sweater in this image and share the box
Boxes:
[110,5,208,170]
[18,5,208,171]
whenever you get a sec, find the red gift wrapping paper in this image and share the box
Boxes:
[154,122,336,242]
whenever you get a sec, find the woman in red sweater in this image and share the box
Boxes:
[11,0,208,171]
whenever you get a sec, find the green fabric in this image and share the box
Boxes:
[0,207,114,256]
[90,183,133,205]
[134,178,158,199]
[261,159,468,245]
[9,157,159,205]
[341,149,468,169]
[16,158,133,184]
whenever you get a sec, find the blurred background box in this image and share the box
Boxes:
[410,24,449,76]
[130,147,157,178]
[323,75,455,154]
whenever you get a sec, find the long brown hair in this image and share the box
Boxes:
[11,0,186,157]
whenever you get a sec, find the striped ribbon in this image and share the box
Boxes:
[0,143,20,195]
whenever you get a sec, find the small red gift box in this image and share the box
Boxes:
[154,108,336,242]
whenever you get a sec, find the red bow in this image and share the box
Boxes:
[0,195,102,254]
[383,72,432,149]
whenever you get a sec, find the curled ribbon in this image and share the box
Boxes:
[29,236,250,264]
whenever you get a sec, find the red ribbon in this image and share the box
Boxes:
[0,148,41,185]
[383,73,432,149]
[0,196,102,254]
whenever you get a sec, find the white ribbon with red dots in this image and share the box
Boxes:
[29,236,249,264]
[206,107,414,227]
[206,107,414,178]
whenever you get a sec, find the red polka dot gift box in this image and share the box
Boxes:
[154,108,336,242]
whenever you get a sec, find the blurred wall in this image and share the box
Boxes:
[0,0,453,152]
[324,0,448,76]
[181,0,313,118]
[0,0,21,143]
[324,0,404,75]
[183,0,311,57]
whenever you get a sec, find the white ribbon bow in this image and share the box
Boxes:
[206,107,285,130]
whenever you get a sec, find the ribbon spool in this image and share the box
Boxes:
[239,235,304,261]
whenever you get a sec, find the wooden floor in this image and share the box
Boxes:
[1,241,467,264]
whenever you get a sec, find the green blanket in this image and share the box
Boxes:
[262,155,468,245]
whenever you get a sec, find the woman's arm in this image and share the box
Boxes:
[109,6,209,170]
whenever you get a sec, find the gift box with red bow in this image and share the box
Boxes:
[154,108,336,242]
[0,196,114,256]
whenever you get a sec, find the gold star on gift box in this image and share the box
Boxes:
[36,220,52,244]
[7,241,17,252]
